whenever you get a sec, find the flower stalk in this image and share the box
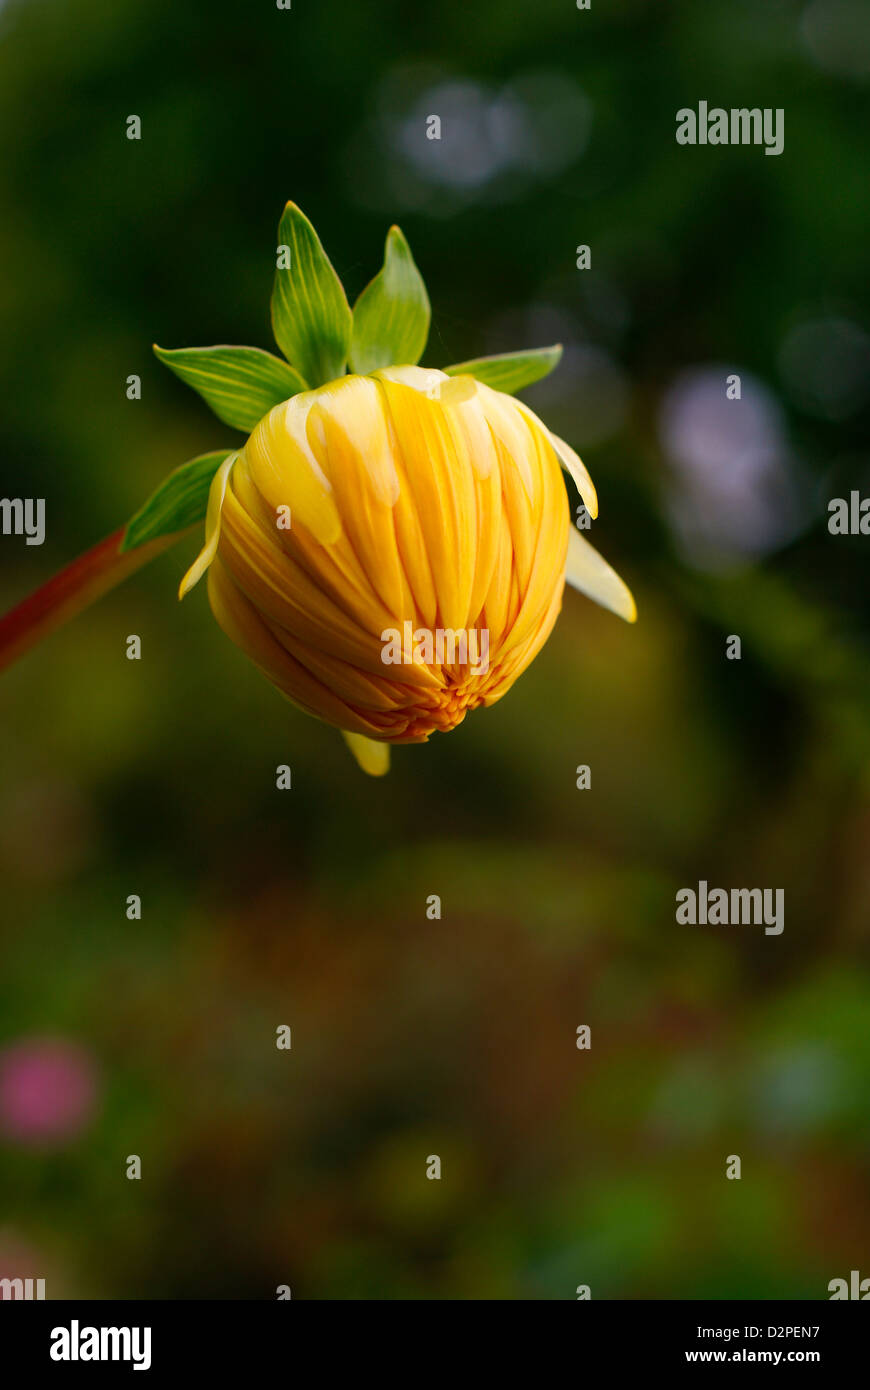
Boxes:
[0,527,186,675]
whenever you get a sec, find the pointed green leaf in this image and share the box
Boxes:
[154,345,307,432]
[120,450,233,552]
[443,344,563,395]
[270,201,352,387]
[349,226,431,373]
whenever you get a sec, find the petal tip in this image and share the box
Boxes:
[342,731,391,776]
[565,527,636,625]
[177,563,201,601]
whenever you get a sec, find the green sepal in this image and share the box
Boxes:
[270,201,353,387]
[120,450,234,552]
[443,344,563,395]
[154,344,307,431]
[349,226,430,374]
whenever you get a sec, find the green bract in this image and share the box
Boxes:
[153,346,307,431]
[443,344,563,395]
[350,225,430,374]
[121,450,234,553]
[270,202,352,387]
[122,201,563,553]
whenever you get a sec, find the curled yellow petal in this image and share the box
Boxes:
[565,526,636,623]
[178,452,237,599]
[535,422,599,520]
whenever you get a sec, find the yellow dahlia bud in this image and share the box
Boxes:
[179,366,634,774]
[0,202,636,771]
[116,202,635,774]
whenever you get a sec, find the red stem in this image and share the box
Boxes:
[0,527,189,674]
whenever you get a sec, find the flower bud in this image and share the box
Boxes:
[181,366,633,773]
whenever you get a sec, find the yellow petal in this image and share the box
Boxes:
[526,417,598,520]
[342,730,391,776]
[308,375,400,506]
[178,452,237,598]
[220,479,437,685]
[207,558,389,737]
[495,416,569,656]
[374,365,476,408]
[473,382,537,502]
[305,376,413,621]
[245,393,342,546]
[565,527,636,623]
[374,364,447,394]
[376,375,478,631]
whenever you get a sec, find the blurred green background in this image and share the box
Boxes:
[1,0,869,1299]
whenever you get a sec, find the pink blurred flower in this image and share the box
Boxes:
[0,1038,98,1145]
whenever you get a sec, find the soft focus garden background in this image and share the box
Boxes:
[1,0,869,1298]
